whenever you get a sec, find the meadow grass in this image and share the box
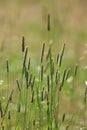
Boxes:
[0,40,87,130]
[0,1,87,129]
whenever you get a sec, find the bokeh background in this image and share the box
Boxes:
[0,0,87,86]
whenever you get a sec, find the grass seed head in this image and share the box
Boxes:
[33,120,35,126]
[62,113,66,122]
[47,14,51,31]
[41,90,44,101]
[18,103,21,113]
[25,70,29,88]
[74,64,78,77]
[31,90,34,103]
[62,69,67,85]
[22,36,25,53]
[47,75,50,92]
[8,111,11,120]
[23,47,28,69]
[28,73,32,87]
[41,65,43,82]
[46,47,50,61]
[0,101,3,118]
[66,69,70,80]
[84,81,87,102]
[6,59,9,73]
[59,44,65,67]
[55,69,59,85]
[4,89,14,115]
[59,69,67,91]
[41,43,45,63]
[28,58,31,70]
[16,79,21,91]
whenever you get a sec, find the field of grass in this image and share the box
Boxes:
[0,0,87,129]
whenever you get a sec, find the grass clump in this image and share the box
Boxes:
[0,39,86,130]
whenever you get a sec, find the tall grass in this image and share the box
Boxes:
[0,39,86,130]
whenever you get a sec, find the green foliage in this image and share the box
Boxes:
[0,42,86,130]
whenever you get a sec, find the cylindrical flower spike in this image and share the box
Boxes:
[41,43,45,63]
[6,59,9,73]
[47,14,51,31]
[22,36,25,53]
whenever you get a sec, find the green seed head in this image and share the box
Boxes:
[22,36,25,53]
[41,43,45,63]
[47,14,51,31]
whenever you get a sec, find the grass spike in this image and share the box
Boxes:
[18,103,21,113]
[28,73,32,86]
[31,90,34,103]
[0,101,3,118]
[25,70,29,88]
[33,120,35,126]
[22,36,25,53]
[16,79,21,91]
[59,69,67,91]
[62,69,67,86]
[8,111,11,120]
[28,57,30,70]
[41,65,43,82]
[47,13,51,31]
[4,89,14,115]
[6,59,9,73]
[47,75,50,93]
[59,43,65,67]
[23,47,28,68]
[46,47,50,61]
[62,113,66,122]
[66,68,70,80]
[55,69,60,85]
[41,43,45,63]
[74,64,78,77]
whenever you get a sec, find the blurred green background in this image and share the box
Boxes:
[0,0,87,83]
